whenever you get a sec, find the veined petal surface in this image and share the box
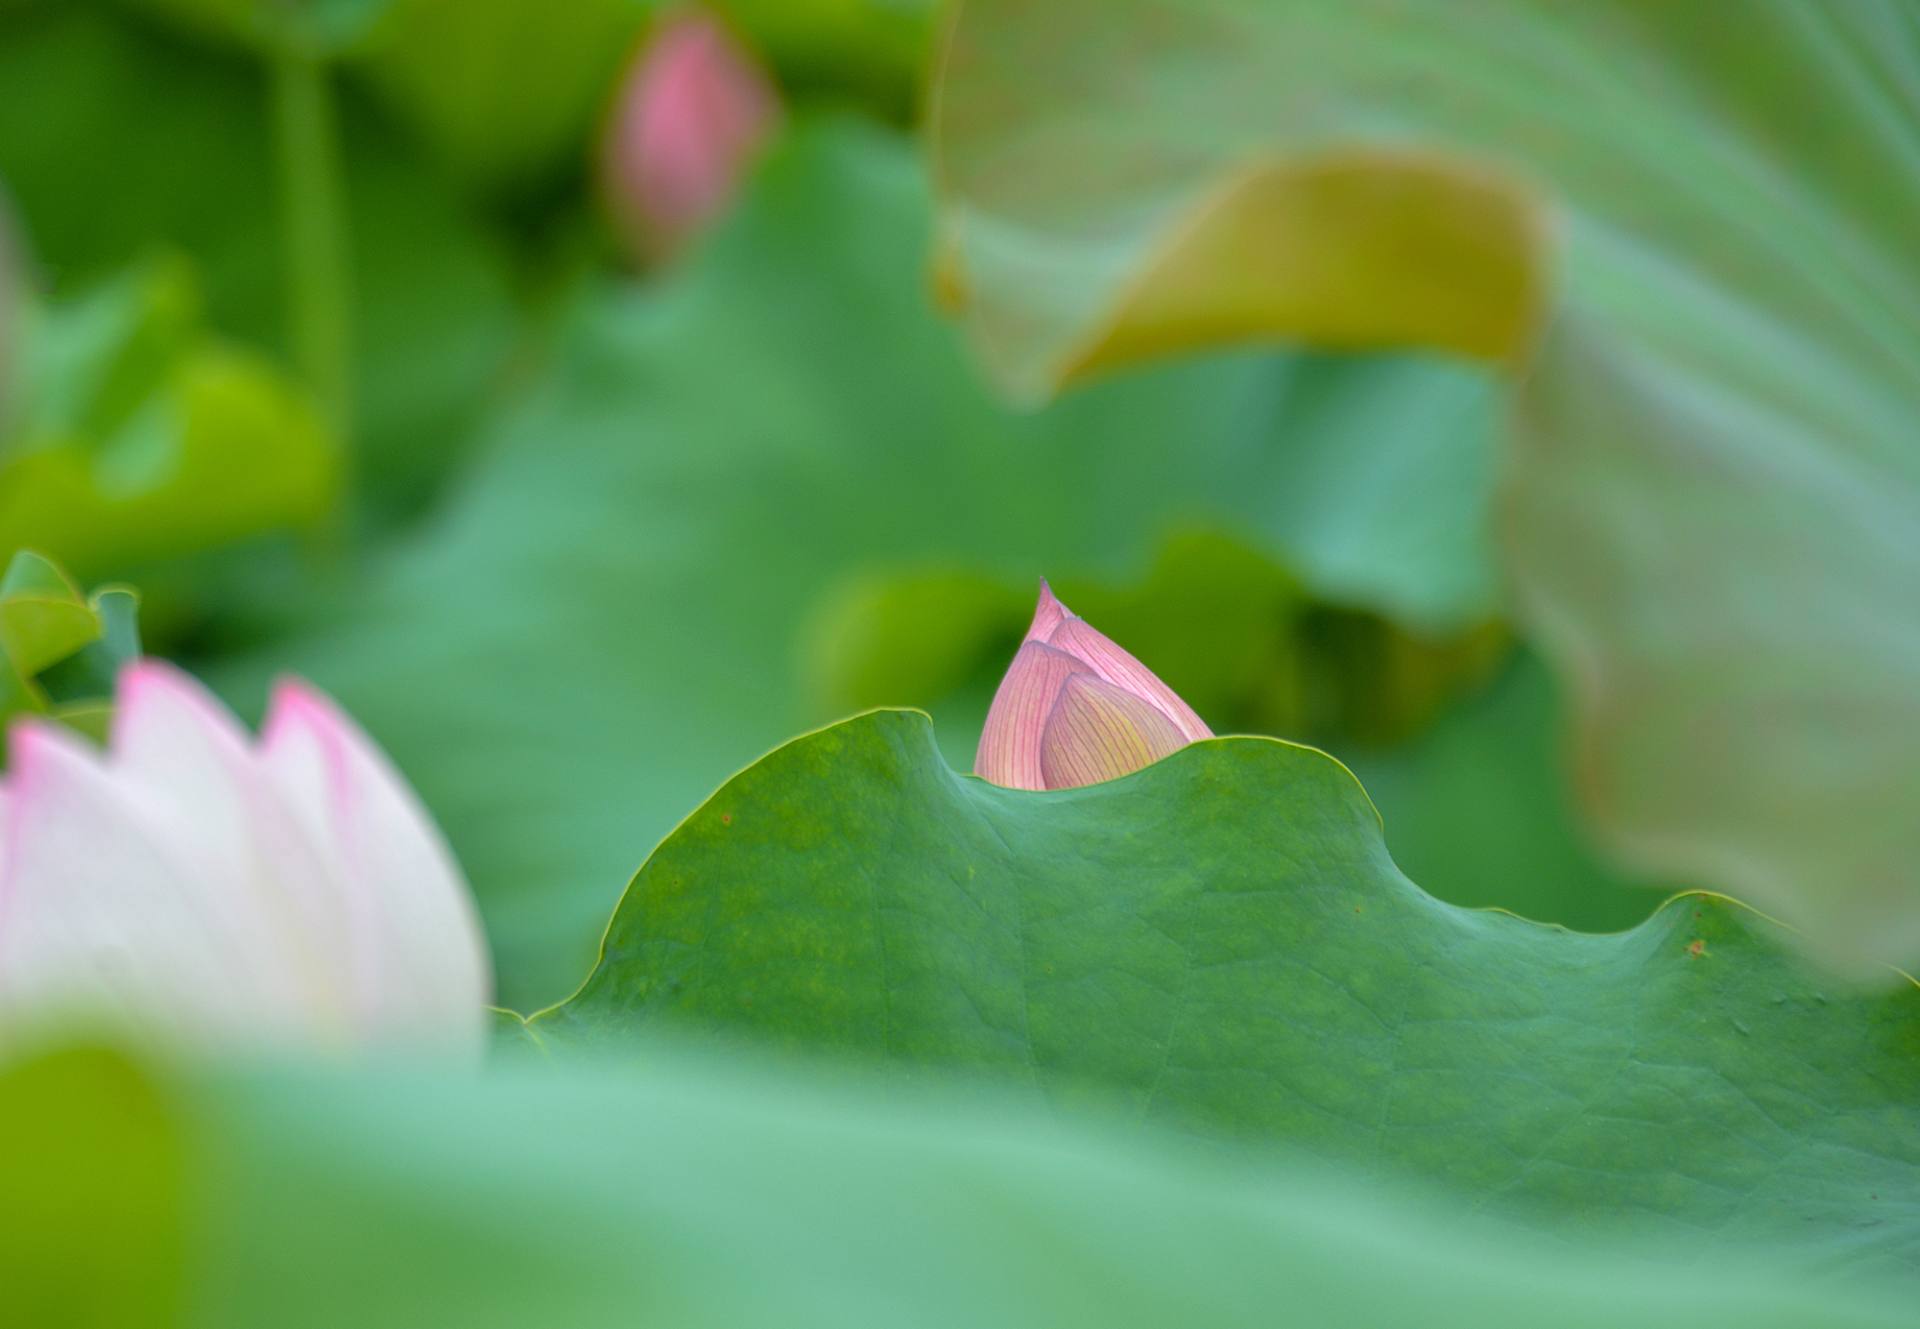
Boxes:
[1039,673,1190,790]
[975,641,1091,791]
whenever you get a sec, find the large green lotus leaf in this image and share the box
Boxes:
[535,710,1920,1271]
[1348,650,1665,935]
[1,1042,1912,1326]
[0,1,516,518]
[232,121,1498,1006]
[931,0,1920,972]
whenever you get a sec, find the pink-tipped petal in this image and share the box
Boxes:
[1023,577,1070,644]
[260,678,491,1049]
[1046,616,1212,742]
[1037,673,1190,790]
[0,719,280,1044]
[106,661,349,1016]
[974,641,1093,790]
[601,10,781,262]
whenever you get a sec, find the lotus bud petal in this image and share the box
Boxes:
[0,661,491,1055]
[975,579,1212,790]
[600,10,782,263]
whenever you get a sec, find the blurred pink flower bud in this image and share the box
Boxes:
[976,579,1212,791]
[600,9,782,263]
[0,661,491,1055]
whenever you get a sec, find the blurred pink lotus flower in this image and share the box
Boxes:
[976,580,1212,790]
[0,662,491,1055]
[600,9,782,262]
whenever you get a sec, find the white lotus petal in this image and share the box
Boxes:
[0,662,490,1056]
[0,719,284,1044]
[259,677,491,1049]
[107,661,352,1022]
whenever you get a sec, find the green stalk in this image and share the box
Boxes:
[271,39,353,456]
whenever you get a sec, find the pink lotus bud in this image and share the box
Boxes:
[975,579,1212,790]
[599,9,782,263]
[0,661,491,1055]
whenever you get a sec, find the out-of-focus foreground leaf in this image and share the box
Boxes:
[536,710,1920,1272]
[224,121,1508,1005]
[931,0,1920,972]
[3,1040,1915,1327]
[1,257,335,578]
[0,1048,184,1327]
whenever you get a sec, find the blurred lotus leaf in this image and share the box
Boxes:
[0,549,142,755]
[931,0,1920,973]
[0,256,336,580]
[6,1039,1916,1327]
[0,1047,183,1325]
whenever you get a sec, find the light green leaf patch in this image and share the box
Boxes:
[930,0,1920,971]
[0,1,517,521]
[535,709,1920,1272]
[0,549,143,755]
[1,257,336,579]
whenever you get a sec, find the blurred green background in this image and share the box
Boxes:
[5,2,1920,1322]
[0,0,1664,1011]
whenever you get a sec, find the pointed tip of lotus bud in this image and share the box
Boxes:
[1025,575,1071,643]
[977,579,1212,790]
[599,9,782,265]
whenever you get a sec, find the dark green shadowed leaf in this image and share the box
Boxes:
[536,710,1920,1273]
